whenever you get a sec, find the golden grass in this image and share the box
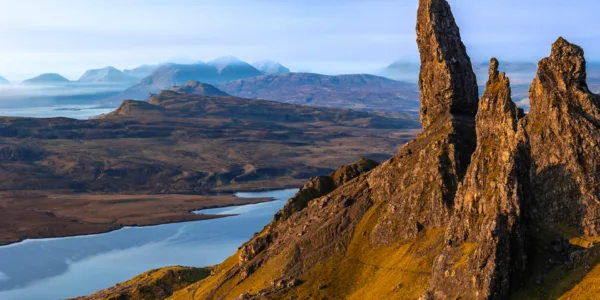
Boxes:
[82,266,210,300]
[279,201,446,300]
[453,242,477,270]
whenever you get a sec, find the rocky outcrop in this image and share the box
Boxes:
[238,158,379,279]
[417,0,478,130]
[366,0,478,246]
[526,37,600,237]
[106,99,163,117]
[425,59,531,299]
[166,80,230,97]
[274,158,378,223]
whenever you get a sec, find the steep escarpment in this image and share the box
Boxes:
[273,158,379,223]
[237,158,380,281]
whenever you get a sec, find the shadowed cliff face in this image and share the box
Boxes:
[417,0,479,130]
[425,59,531,299]
[526,38,600,237]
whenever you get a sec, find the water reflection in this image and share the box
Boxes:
[0,189,297,300]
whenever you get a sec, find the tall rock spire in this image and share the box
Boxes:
[424,59,530,299]
[526,37,600,237]
[366,0,478,247]
[417,0,479,129]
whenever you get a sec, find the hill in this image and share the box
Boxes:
[22,73,70,85]
[215,73,420,114]
[0,90,420,246]
[85,1,600,299]
[165,80,230,97]
[78,66,135,83]
[0,76,10,85]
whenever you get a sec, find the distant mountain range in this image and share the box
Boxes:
[252,60,291,74]
[122,64,161,79]
[378,61,421,83]
[0,77,10,85]
[207,56,264,80]
[215,73,420,114]
[78,66,135,83]
[21,73,71,85]
[113,57,275,100]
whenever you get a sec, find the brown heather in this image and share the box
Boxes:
[81,0,600,299]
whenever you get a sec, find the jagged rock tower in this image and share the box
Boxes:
[526,37,600,237]
[417,0,478,130]
[424,58,531,299]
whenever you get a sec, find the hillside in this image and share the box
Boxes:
[84,0,600,299]
[0,90,420,246]
[22,73,70,85]
[0,76,10,85]
[215,73,420,114]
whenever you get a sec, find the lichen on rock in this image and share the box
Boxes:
[424,59,531,299]
[526,37,600,237]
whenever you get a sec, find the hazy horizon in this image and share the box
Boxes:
[1,0,600,81]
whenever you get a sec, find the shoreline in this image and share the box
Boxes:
[0,214,231,248]
[0,189,298,247]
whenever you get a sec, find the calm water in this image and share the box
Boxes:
[0,189,297,300]
[0,105,115,119]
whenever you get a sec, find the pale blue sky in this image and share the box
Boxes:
[0,0,598,81]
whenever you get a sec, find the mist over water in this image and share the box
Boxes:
[0,84,126,109]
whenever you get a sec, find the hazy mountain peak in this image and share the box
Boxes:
[377,60,421,83]
[122,64,162,79]
[205,56,263,78]
[0,76,11,85]
[207,56,247,70]
[79,66,133,83]
[22,73,70,85]
[252,60,291,74]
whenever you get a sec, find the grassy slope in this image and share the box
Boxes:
[169,201,445,300]
[74,266,212,300]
